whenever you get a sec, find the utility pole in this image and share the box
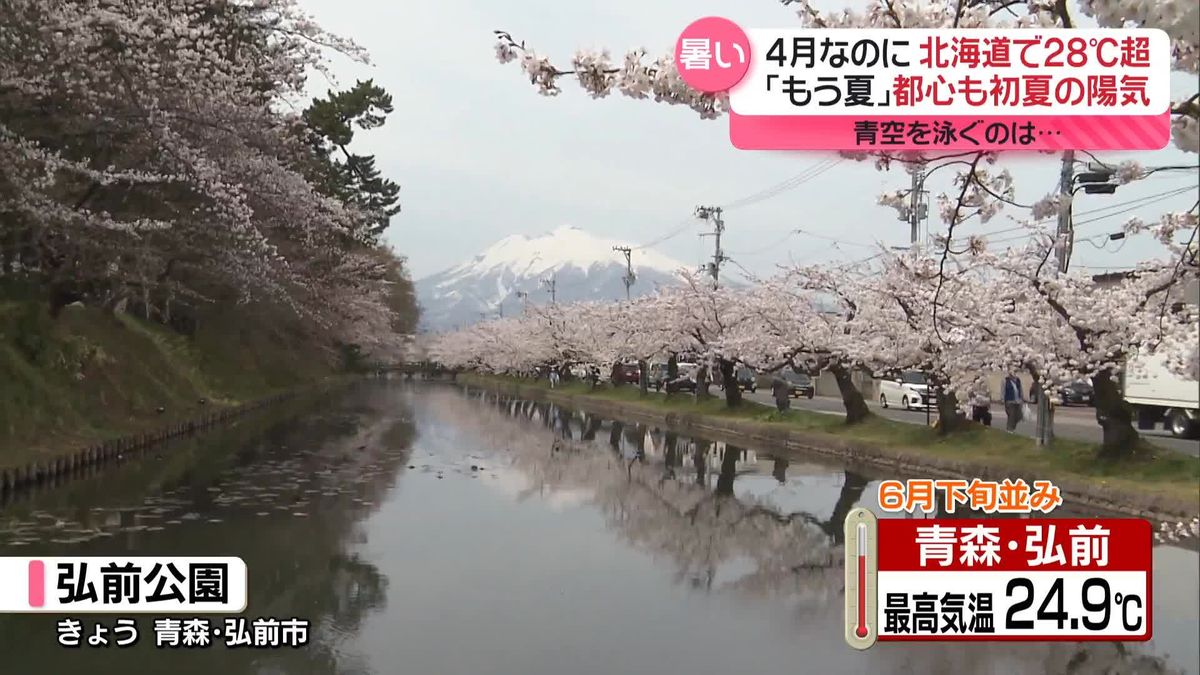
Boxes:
[613,246,635,301]
[910,165,927,246]
[541,276,556,305]
[695,206,726,287]
[498,300,504,319]
[1035,149,1077,447]
[1054,151,1076,274]
[897,165,928,247]
[515,290,529,314]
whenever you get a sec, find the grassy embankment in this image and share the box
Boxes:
[467,374,1200,509]
[0,284,338,470]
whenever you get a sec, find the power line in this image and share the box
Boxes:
[631,158,845,251]
[722,158,843,211]
[721,159,836,210]
[726,227,880,258]
[630,163,1187,260]
[724,257,760,282]
[1073,188,1197,226]
[726,230,799,256]
[944,185,1199,248]
[967,185,1197,240]
[794,229,877,248]
[631,217,696,250]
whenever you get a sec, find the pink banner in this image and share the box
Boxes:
[729,111,1171,151]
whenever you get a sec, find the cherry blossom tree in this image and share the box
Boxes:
[731,265,881,423]
[978,215,1199,456]
[648,271,762,406]
[430,221,1197,453]
[485,0,1198,451]
[0,0,415,364]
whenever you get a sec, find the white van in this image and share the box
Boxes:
[878,371,935,410]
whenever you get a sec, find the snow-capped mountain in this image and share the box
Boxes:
[417,226,692,331]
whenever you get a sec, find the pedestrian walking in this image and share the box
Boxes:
[969,389,992,427]
[549,366,560,388]
[1002,373,1024,432]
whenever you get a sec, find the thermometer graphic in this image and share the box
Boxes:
[844,507,878,650]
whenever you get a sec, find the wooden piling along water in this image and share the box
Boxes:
[0,379,345,500]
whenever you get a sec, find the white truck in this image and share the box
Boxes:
[1124,350,1200,439]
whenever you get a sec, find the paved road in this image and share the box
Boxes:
[737,390,1200,457]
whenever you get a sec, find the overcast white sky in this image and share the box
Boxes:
[297,0,1199,281]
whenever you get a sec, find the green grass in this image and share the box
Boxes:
[0,286,336,469]
[470,375,1200,509]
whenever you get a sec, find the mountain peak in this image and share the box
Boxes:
[416,226,692,330]
[437,226,687,281]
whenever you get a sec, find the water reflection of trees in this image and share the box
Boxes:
[0,383,415,675]
[454,389,1183,675]
[457,391,848,606]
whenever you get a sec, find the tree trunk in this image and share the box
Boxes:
[829,362,870,425]
[771,457,788,483]
[663,432,679,479]
[1092,368,1141,458]
[48,282,83,318]
[716,444,741,496]
[719,358,742,408]
[695,364,710,399]
[824,471,870,544]
[557,406,573,440]
[582,414,602,441]
[935,386,967,435]
[608,421,624,450]
[638,359,649,395]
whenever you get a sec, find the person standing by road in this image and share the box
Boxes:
[969,388,992,427]
[771,377,791,413]
[1002,373,1025,432]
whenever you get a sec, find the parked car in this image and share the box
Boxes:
[1056,378,1094,406]
[878,371,935,410]
[611,362,641,385]
[781,369,815,398]
[720,366,758,392]
[735,366,758,393]
[666,362,699,393]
